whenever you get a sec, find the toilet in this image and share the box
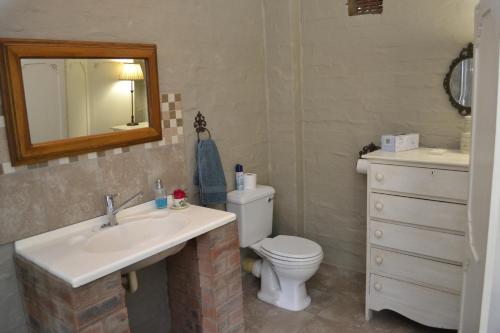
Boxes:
[227,185,323,311]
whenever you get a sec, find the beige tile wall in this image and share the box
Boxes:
[0,94,185,244]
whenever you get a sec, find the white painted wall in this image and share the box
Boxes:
[22,59,67,143]
[85,60,138,134]
[65,59,90,137]
[263,0,304,237]
[299,0,477,271]
[259,0,477,272]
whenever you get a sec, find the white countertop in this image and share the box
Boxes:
[362,148,470,168]
[15,201,236,287]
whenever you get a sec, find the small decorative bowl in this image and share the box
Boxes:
[173,197,187,208]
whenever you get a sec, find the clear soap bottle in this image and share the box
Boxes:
[155,179,168,209]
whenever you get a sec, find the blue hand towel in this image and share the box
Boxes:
[194,139,227,205]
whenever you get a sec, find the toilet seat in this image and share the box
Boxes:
[262,252,323,268]
[260,236,322,262]
[261,249,323,263]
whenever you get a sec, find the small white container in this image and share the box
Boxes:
[381,133,419,152]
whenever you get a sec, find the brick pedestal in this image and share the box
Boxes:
[167,222,244,333]
[15,221,244,333]
[16,256,129,333]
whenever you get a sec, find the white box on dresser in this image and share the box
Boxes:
[362,148,469,330]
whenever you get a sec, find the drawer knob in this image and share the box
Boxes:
[375,256,383,265]
[374,229,383,239]
[374,282,383,291]
[375,173,384,181]
[375,201,384,211]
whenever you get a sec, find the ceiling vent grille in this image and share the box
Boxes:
[348,0,383,16]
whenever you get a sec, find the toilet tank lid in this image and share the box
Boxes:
[227,185,275,204]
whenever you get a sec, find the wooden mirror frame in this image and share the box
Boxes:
[0,38,162,166]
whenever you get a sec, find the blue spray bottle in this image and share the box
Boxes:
[235,164,244,191]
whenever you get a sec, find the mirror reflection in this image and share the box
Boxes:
[449,58,473,108]
[21,58,149,144]
[443,43,473,116]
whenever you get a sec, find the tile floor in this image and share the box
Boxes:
[243,264,457,333]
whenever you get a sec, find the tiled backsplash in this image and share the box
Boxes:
[0,93,186,244]
[0,93,184,175]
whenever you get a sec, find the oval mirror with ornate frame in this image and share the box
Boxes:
[443,43,473,116]
[0,38,162,166]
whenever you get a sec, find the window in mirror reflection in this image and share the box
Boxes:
[20,58,149,144]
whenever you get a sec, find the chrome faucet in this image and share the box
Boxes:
[103,191,143,228]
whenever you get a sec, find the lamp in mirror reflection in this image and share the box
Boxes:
[119,63,144,126]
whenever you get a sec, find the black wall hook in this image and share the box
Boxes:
[194,111,211,141]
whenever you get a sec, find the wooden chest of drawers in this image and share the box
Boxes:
[363,148,469,330]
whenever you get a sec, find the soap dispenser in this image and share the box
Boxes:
[154,179,168,209]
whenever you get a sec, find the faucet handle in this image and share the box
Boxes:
[104,193,117,201]
[104,193,117,211]
[105,192,119,198]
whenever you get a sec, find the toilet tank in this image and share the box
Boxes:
[227,185,275,248]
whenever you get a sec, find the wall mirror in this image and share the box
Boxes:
[443,43,473,116]
[0,39,162,165]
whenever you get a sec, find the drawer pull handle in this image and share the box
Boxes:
[375,173,384,181]
[374,282,383,291]
[374,230,383,239]
[375,256,383,265]
[375,201,384,211]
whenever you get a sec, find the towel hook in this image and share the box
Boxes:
[194,111,212,141]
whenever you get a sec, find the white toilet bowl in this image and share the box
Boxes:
[226,185,323,311]
[249,235,323,311]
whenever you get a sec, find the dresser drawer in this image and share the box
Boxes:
[370,248,463,292]
[369,220,465,263]
[370,164,469,201]
[369,274,460,329]
[370,193,466,232]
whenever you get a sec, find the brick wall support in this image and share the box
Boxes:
[167,221,244,333]
[16,256,129,333]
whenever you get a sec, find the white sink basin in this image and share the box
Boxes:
[84,213,189,253]
[83,211,190,273]
[15,200,236,287]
